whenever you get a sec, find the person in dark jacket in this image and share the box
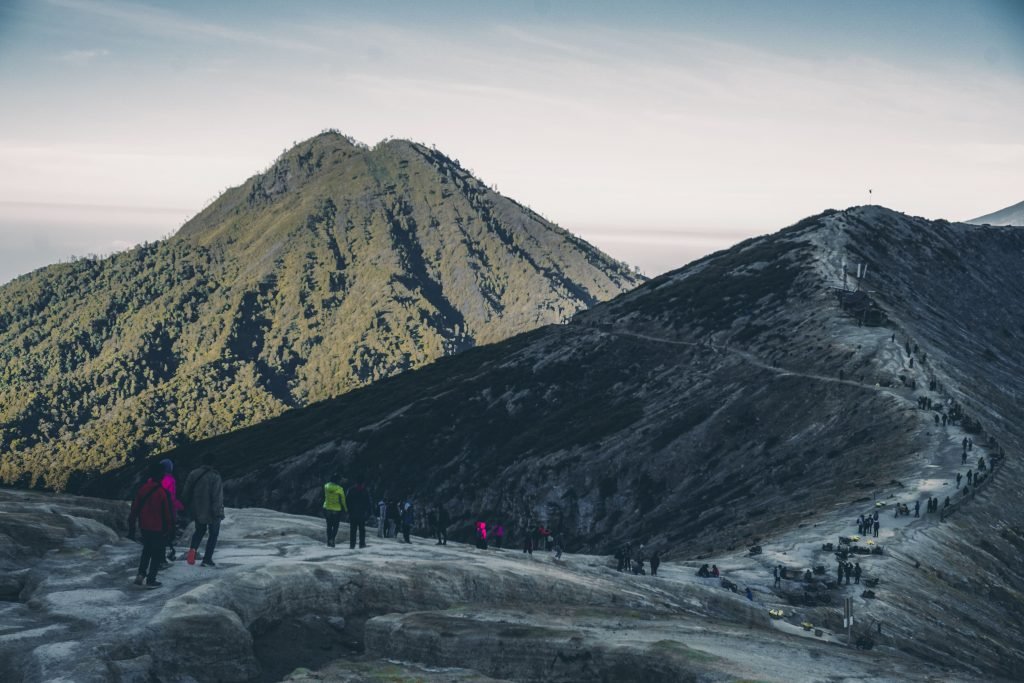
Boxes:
[129,460,174,588]
[183,453,224,567]
[435,505,450,545]
[650,551,661,576]
[347,477,372,549]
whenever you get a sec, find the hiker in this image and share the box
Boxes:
[697,563,711,578]
[385,499,397,536]
[934,414,940,426]
[846,562,853,585]
[773,565,781,587]
[494,524,505,549]
[553,537,563,560]
[475,521,488,549]
[873,511,879,522]
[347,477,372,549]
[623,542,632,572]
[633,556,645,575]
[942,414,947,426]
[854,562,862,584]
[978,456,986,472]
[323,473,347,547]
[377,499,387,537]
[968,438,973,452]
[523,532,534,556]
[873,519,880,537]
[128,460,174,588]
[436,505,449,545]
[708,564,718,577]
[962,437,968,452]
[399,500,414,544]
[956,472,962,489]
[158,458,184,565]
[650,551,661,576]
[966,469,973,485]
[615,547,625,571]
[914,500,920,517]
[183,453,224,567]
[944,496,950,508]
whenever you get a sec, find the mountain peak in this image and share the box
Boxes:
[0,133,643,490]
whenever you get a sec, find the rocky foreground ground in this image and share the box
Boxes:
[0,483,1003,683]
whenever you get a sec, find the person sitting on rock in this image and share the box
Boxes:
[697,563,710,578]
[711,564,720,577]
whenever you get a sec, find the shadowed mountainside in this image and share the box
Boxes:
[74,205,1024,679]
[0,132,643,489]
[80,205,1024,679]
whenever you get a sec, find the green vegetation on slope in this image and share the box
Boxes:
[0,131,643,489]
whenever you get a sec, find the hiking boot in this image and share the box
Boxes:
[134,574,144,586]
[201,559,217,568]
[145,580,162,589]
[187,548,197,565]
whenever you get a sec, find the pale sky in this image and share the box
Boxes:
[1,0,1023,282]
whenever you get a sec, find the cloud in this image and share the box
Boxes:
[57,48,109,64]
[45,0,324,54]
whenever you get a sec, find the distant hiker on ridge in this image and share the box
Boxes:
[128,460,174,589]
[323,473,347,548]
[183,453,224,568]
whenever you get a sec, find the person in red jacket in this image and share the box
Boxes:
[129,460,174,588]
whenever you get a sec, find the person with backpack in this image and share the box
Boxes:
[435,505,450,545]
[323,474,347,547]
[347,476,372,549]
[158,458,185,564]
[400,500,414,544]
[128,460,174,588]
[183,453,224,567]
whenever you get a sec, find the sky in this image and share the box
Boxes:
[1,0,1023,283]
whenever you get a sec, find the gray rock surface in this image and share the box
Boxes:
[0,488,986,682]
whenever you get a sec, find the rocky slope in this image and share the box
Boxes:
[0,131,642,489]
[0,488,962,683]
[967,198,1024,226]
[85,204,1024,680]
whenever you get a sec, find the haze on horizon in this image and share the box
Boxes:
[1,0,1022,284]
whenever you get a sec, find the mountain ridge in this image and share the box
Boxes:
[967,198,1024,226]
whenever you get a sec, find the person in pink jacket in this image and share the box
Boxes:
[159,459,185,563]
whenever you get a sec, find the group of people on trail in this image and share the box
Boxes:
[857,512,880,538]
[127,453,224,589]
[837,560,862,585]
[321,474,385,548]
[614,542,660,576]
[696,563,719,578]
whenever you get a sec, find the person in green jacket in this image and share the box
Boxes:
[323,474,347,547]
